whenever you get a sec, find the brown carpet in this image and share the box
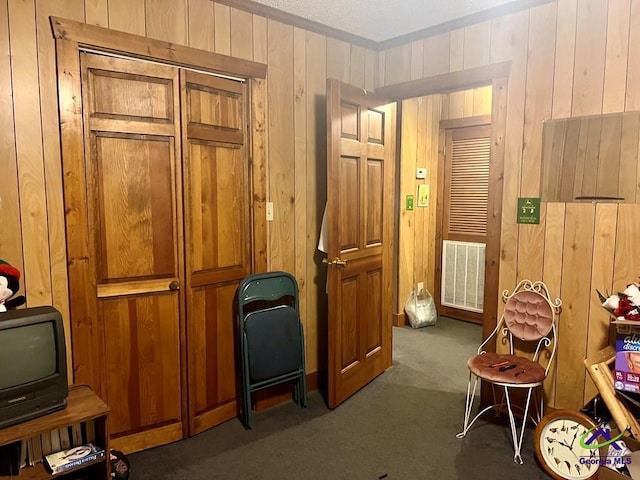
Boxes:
[130,318,551,479]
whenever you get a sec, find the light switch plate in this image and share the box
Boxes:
[416,168,427,179]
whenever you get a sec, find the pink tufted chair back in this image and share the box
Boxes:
[503,289,555,341]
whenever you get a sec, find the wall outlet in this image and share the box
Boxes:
[266,202,274,221]
[417,282,424,291]
[416,168,427,179]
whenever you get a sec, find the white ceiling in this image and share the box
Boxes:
[250,0,524,42]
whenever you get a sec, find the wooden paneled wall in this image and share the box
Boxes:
[384,0,640,410]
[3,0,636,412]
[398,86,492,315]
[0,0,376,378]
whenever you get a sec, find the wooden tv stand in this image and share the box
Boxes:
[0,385,110,479]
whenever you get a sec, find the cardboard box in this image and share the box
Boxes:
[599,433,640,479]
[614,323,640,394]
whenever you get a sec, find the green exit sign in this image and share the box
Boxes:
[406,195,414,211]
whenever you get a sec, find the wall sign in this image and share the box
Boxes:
[406,195,414,211]
[517,197,541,224]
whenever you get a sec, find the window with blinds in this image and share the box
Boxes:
[443,125,491,242]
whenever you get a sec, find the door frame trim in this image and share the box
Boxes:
[51,16,267,79]
[376,62,510,345]
[53,17,268,438]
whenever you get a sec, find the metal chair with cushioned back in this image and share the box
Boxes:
[237,271,307,429]
[456,279,562,464]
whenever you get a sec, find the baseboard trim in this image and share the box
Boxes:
[393,312,407,327]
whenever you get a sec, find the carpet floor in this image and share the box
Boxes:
[129,317,551,479]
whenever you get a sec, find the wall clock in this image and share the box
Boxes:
[534,409,600,480]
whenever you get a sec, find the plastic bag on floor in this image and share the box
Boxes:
[404,288,437,328]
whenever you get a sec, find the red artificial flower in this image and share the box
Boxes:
[615,297,635,317]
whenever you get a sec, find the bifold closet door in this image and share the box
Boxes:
[73,52,186,453]
[180,70,251,435]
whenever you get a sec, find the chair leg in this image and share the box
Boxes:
[457,372,495,438]
[300,373,307,408]
[503,386,535,464]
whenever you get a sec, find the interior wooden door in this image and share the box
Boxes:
[76,52,185,453]
[325,79,396,408]
[180,70,251,435]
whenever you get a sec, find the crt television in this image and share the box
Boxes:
[0,306,68,429]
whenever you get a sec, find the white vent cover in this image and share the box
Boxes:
[441,240,485,313]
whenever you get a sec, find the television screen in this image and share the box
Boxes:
[0,322,57,390]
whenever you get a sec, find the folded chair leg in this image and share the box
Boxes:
[300,374,307,408]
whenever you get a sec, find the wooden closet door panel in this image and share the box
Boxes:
[189,283,238,432]
[78,53,185,453]
[188,143,247,278]
[102,294,182,436]
[94,134,176,282]
[182,70,250,435]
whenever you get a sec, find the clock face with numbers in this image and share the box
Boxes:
[534,410,600,480]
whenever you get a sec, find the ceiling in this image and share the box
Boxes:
[248,0,533,42]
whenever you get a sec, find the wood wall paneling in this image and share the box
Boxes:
[620,112,640,203]
[602,0,631,114]
[9,0,640,426]
[383,44,411,86]
[214,3,231,55]
[541,202,565,407]
[571,0,607,116]
[267,20,295,274]
[9,0,51,307]
[398,98,418,314]
[84,0,107,26]
[490,10,529,306]
[293,26,308,363]
[423,33,450,78]
[556,203,595,410]
[108,0,145,36]
[625,1,640,110]
[305,31,328,373]
[410,41,423,81]
[449,30,464,72]
[515,2,556,282]
[0,0,24,288]
[327,38,351,83]
[584,203,618,404]
[552,0,577,119]
[252,14,267,63]
[462,21,491,70]
[230,7,253,60]
[146,0,188,45]
[36,0,85,373]
[187,0,216,51]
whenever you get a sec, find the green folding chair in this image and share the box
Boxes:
[237,271,307,429]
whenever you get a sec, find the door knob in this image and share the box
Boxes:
[169,280,180,291]
[322,257,347,267]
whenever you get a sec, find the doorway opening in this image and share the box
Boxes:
[377,61,509,347]
[397,86,492,330]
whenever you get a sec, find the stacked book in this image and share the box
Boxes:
[44,442,105,475]
[0,419,98,474]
